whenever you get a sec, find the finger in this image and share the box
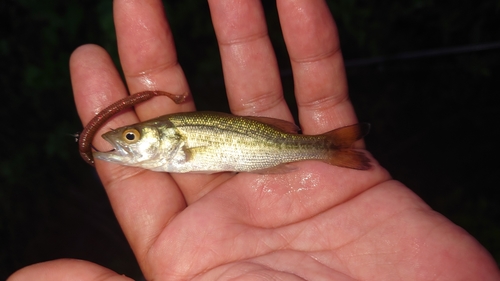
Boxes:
[277,0,359,135]
[7,259,132,281]
[114,0,233,202]
[70,45,186,272]
[114,0,194,117]
[208,0,293,121]
[71,45,136,154]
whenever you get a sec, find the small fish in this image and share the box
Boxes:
[93,111,371,173]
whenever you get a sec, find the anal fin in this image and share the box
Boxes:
[249,163,298,174]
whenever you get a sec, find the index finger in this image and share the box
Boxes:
[70,44,187,276]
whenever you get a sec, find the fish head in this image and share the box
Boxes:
[93,121,182,169]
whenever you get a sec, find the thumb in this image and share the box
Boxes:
[8,259,134,281]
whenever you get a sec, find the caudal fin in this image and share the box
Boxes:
[322,123,371,170]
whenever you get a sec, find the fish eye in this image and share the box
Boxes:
[122,128,140,143]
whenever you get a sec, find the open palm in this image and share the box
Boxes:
[9,0,498,280]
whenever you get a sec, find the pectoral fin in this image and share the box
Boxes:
[183,146,207,162]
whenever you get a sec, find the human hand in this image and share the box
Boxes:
[9,0,499,280]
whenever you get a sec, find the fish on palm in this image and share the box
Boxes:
[93,111,371,173]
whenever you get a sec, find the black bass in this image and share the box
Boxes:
[93,111,371,173]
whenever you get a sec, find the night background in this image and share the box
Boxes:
[1,0,499,279]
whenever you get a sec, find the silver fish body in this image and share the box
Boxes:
[93,111,371,173]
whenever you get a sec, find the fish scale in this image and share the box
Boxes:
[169,115,328,171]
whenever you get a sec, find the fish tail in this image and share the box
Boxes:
[322,123,371,170]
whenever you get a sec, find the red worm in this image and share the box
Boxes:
[78,91,187,166]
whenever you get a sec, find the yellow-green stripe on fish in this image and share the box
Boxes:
[93,111,371,173]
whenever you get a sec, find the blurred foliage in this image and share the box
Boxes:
[1,0,499,279]
[1,0,135,278]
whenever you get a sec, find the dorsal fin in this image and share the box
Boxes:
[244,116,300,133]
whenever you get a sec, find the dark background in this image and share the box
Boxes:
[2,0,499,279]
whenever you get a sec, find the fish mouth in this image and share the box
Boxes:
[92,135,131,162]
